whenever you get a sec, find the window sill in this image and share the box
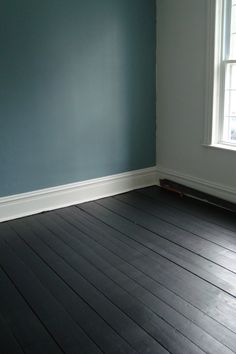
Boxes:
[203,143,236,152]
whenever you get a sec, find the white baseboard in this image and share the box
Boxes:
[2,164,235,223]
[156,165,236,205]
[0,167,157,223]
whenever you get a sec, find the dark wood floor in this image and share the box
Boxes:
[0,187,236,354]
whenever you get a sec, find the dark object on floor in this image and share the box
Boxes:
[160,178,236,212]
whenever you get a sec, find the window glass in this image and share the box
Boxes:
[222,1,236,143]
[230,2,236,58]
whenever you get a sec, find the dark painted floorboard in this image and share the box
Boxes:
[128,190,236,252]
[0,312,25,354]
[0,186,236,353]
[139,187,236,233]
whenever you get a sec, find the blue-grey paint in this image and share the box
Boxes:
[0,0,156,197]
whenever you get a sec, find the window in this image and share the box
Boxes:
[205,0,236,149]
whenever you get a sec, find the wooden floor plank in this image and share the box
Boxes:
[116,191,236,253]
[89,199,236,297]
[98,196,236,275]
[54,207,236,353]
[0,235,101,354]
[38,209,235,354]
[77,202,236,334]
[57,206,236,352]
[0,312,25,354]
[0,252,64,354]
[25,214,204,354]
[139,187,236,233]
[12,218,167,354]
[1,186,236,354]
[2,223,137,354]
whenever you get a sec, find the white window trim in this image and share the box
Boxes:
[204,0,236,151]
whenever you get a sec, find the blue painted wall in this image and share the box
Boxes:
[0,0,156,197]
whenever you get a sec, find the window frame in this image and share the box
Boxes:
[204,0,236,150]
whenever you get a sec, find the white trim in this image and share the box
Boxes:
[204,0,217,145]
[156,165,236,204]
[203,142,236,151]
[0,167,157,223]
[156,0,158,167]
[1,165,235,223]
[204,0,225,146]
[204,0,236,148]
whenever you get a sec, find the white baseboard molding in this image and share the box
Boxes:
[2,164,234,223]
[156,165,236,205]
[0,167,157,223]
